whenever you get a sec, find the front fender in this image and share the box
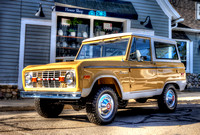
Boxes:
[81,75,124,98]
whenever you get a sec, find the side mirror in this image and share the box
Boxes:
[138,56,147,62]
[129,52,136,61]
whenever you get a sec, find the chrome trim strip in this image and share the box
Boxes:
[123,89,163,100]
[84,66,129,68]
[129,89,157,94]
[130,67,184,69]
[20,91,81,99]
[84,66,184,69]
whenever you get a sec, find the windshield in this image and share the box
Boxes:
[76,38,130,60]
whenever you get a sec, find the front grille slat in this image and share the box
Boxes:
[32,70,67,88]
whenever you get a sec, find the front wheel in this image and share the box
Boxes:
[35,98,64,118]
[157,84,177,112]
[86,86,118,125]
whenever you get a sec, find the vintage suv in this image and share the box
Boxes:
[21,32,186,125]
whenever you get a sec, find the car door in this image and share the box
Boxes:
[153,41,183,90]
[128,37,157,92]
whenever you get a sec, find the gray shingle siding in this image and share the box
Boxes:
[0,0,53,84]
[21,0,53,20]
[0,0,21,84]
[127,0,169,37]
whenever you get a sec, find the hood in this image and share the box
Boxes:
[23,61,82,71]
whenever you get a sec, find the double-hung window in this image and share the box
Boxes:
[176,40,192,73]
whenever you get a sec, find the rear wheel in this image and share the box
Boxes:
[158,84,177,112]
[35,98,64,118]
[86,86,118,125]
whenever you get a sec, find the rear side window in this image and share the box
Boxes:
[154,42,178,60]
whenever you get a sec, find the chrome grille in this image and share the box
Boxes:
[32,70,68,88]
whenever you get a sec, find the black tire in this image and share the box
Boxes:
[136,98,147,103]
[86,86,118,125]
[158,84,177,113]
[34,98,64,118]
[118,99,128,109]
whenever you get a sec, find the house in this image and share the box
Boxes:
[169,0,200,89]
[0,0,182,99]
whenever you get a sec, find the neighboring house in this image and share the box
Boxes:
[0,0,181,99]
[169,0,200,89]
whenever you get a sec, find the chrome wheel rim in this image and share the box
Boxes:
[166,89,176,108]
[98,94,114,119]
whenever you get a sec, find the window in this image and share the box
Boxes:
[154,42,178,60]
[55,16,125,62]
[129,38,151,61]
[177,41,187,68]
[196,2,200,20]
[174,39,192,73]
[94,20,123,37]
[56,17,90,62]
[76,38,129,60]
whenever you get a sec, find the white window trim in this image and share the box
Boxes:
[189,41,193,73]
[168,18,172,39]
[18,18,52,89]
[174,39,193,73]
[51,10,131,63]
[196,2,200,20]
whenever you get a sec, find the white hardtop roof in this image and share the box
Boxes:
[83,32,176,44]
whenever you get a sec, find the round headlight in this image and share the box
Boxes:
[25,72,32,85]
[65,72,74,85]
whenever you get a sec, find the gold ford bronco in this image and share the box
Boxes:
[21,32,186,125]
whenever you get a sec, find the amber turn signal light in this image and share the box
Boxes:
[83,75,90,79]
[32,77,37,82]
[59,76,65,82]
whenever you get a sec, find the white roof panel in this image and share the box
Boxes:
[83,32,176,44]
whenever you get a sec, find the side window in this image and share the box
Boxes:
[129,37,151,61]
[154,42,178,60]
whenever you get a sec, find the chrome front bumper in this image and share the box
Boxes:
[20,91,81,99]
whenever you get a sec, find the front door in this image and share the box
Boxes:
[128,37,157,92]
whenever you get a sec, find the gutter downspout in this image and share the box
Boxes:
[172,18,184,29]
[171,23,178,29]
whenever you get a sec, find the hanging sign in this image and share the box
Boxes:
[55,6,136,19]
[56,6,106,17]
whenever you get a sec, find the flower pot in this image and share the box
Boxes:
[58,29,63,36]
[71,32,76,37]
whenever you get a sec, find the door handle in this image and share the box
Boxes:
[151,62,156,65]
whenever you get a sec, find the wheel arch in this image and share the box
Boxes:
[163,81,180,92]
[81,75,124,99]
